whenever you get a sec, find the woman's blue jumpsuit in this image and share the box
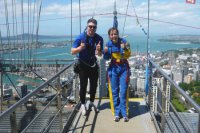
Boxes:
[104,38,131,117]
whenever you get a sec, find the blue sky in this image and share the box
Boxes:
[0,0,200,36]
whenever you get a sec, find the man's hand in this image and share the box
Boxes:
[121,41,129,50]
[79,40,86,51]
[120,41,125,49]
[104,46,108,53]
[71,40,86,55]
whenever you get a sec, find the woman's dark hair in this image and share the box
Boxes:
[108,27,119,35]
[87,18,97,25]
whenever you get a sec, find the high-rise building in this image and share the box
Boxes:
[173,71,183,83]
[21,85,28,98]
[151,77,171,113]
[129,76,137,97]
[193,70,199,81]
[186,73,193,84]
[151,78,159,113]
[137,76,145,91]
[165,79,171,112]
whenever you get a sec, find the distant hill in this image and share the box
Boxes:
[1,33,72,40]
[158,35,200,44]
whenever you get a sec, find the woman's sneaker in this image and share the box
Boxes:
[114,116,120,122]
[123,117,129,122]
[80,104,86,116]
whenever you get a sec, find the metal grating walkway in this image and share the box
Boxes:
[68,98,157,133]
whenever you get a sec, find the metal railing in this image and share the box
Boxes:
[147,58,200,133]
[0,60,80,133]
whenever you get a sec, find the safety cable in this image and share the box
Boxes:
[21,0,26,69]
[122,0,130,37]
[145,0,150,98]
[131,0,147,35]
[29,0,32,65]
[92,0,98,18]
[79,0,82,33]
[35,0,42,66]
[71,0,72,46]
[27,0,30,65]
[4,0,11,60]
[13,0,20,66]
[32,0,37,69]
[118,12,200,30]
[1,11,199,31]
[0,30,3,60]
[11,0,16,65]
[147,0,150,58]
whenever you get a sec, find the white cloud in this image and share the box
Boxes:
[0,0,40,18]
[1,0,200,35]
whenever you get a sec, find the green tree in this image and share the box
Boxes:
[179,83,189,91]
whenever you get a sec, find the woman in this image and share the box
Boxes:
[104,27,131,122]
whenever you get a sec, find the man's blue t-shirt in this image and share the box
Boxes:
[72,32,103,66]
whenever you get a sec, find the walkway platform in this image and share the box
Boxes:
[69,98,157,133]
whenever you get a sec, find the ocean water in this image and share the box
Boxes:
[3,73,43,90]
[2,35,200,60]
[2,35,200,90]
[127,36,200,53]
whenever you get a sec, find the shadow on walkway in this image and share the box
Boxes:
[99,100,148,119]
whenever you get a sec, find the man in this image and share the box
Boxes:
[71,18,103,115]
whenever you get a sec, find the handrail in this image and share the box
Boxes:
[0,61,75,120]
[148,58,200,133]
[156,79,193,132]
[21,93,59,133]
[149,58,200,113]
[1,59,74,62]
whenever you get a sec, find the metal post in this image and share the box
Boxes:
[56,60,58,73]
[71,0,72,46]
[79,0,81,33]
[160,77,167,132]
[146,0,150,107]
[198,113,200,133]
[1,64,3,113]
[10,111,18,133]
[148,61,153,106]
[73,75,79,103]
[56,76,63,130]
[147,0,150,59]
[62,84,67,99]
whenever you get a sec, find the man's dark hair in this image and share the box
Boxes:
[87,18,97,25]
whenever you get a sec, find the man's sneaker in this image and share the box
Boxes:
[80,104,86,116]
[86,101,99,113]
[114,116,120,122]
[123,117,129,122]
[90,102,99,113]
[86,101,91,110]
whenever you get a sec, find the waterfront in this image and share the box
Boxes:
[2,35,200,61]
